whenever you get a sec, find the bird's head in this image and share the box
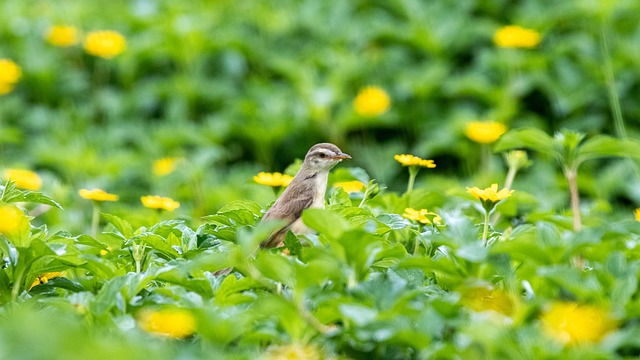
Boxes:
[303,143,351,172]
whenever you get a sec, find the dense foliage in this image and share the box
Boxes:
[2,0,640,359]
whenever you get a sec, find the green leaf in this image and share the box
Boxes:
[302,208,349,240]
[283,231,302,257]
[22,192,63,209]
[135,233,179,259]
[493,128,557,157]
[576,136,640,164]
[101,213,133,239]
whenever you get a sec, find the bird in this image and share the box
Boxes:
[260,143,351,248]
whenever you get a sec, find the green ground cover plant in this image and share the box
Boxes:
[2,0,640,359]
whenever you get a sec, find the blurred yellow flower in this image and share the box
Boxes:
[333,180,366,193]
[460,285,514,316]
[254,172,294,187]
[153,157,182,176]
[494,25,541,48]
[634,208,640,221]
[45,25,80,47]
[2,168,43,190]
[83,30,126,59]
[79,189,119,202]
[402,207,441,225]
[467,183,514,203]
[0,59,22,95]
[0,203,30,240]
[29,271,65,290]
[464,121,507,144]
[141,195,180,211]
[353,86,391,117]
[138,308,196,339]
[394,154,436,168]
[264,343,323,360]
[541,302,616,345]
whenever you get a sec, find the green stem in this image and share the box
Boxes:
[407,166,419,193]
[11,265,27,300]
[491,166,518,226]
[565,168,582,232]
[481,210,490,247]
[90,202,100,238]
[481,144,492,173]
[413,232,421,255]
[600,26,626,139]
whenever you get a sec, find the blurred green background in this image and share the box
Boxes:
[1,0,640,230]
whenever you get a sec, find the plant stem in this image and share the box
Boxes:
[491,166,518,226]
[11,265,26,300]
[407,166,419,193]
[90,202,100,238]
[481,210,490,247]
[565,168,582,231]
[600,26,627,140]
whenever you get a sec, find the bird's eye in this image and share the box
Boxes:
[319,153,327,158]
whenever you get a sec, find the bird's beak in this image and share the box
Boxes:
[333,152,351,160]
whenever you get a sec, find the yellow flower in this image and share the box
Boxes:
[0,204,30,241]
[79,189,119,202]
[333,180,366,193]
[253,172,294,187]
[138,308,196,339]
[141,195,180,211]
[153,157,182,176]
[264,343,323,360]
[3,168,43,191]
[464,121,507,144]
[29,271,65,290]
[45,25,80,47]
[460,285,514,316]
[634,208,640,221]
[467,183,514,204]
[402,207,441,225]
[83,30,127,59]
[494,25,542,48]
[541,302,616,345]
[353,86,391,117]
[394,154,436,168]
[0,59,22,95]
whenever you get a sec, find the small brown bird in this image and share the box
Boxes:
[260,143,351,248]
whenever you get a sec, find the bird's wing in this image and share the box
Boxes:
[260,184,314,248]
